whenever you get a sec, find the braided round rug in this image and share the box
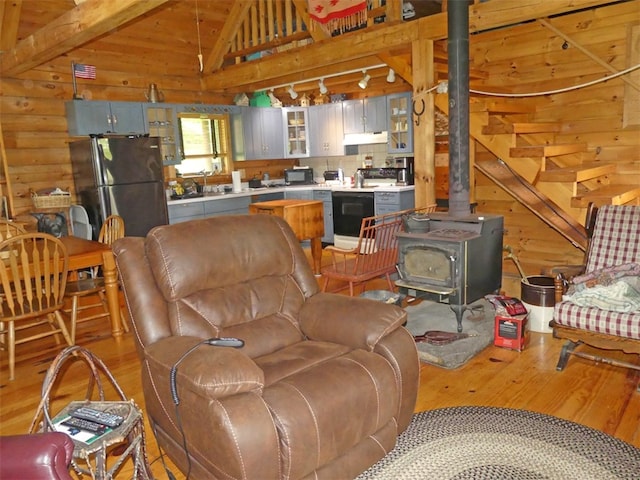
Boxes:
[357,406,640,480]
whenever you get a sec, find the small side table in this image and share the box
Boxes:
[249,199,324,274]
[30,346,152,480]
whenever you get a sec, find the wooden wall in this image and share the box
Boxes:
[466,1,639,293]
[0,1,637,296]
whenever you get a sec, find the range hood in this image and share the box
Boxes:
[343,131,388,145]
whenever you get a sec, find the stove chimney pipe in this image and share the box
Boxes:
[447,0,470,217]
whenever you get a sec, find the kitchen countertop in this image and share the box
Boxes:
[167,184,415,205]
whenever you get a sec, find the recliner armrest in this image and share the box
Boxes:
[145,336,264,400]
[299,293,407,351]
[0,432,74,480]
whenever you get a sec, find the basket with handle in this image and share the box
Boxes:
[31,189,72,209]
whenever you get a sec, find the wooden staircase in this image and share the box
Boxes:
[438,96,640,242]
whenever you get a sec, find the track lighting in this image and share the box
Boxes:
[358,71,370,90]
[386,68,396,83]
[318,78,328,95]
[287,84,298,99]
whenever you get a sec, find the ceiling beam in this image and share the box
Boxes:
[0,0,22,53]
[204,0,253,73]
[0,0,170,77]
[204,0,625,91]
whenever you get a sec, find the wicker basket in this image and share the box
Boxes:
[31,190,71,209]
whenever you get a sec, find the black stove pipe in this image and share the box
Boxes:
[447,0,471,217]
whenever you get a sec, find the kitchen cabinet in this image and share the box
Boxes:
[313,189,334,243]
[285,189,314,200]
[374,190,414,216]
[145,105,181,165]
[167,202,204,224]
[236,107,285,160]
[342,96,387,134]
[204,197,251,217]
[283,108,309,158]
[252,192,284,203]
[308,103,344,157]
[66,100,146,136]
[387,93,413,154]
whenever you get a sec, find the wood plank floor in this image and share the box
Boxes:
[1,251,639,479]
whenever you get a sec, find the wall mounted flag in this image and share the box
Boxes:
[73,63,96,79]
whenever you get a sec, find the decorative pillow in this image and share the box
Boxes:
[568,262,640,294]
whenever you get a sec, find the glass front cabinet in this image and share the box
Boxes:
[283,108,309,158]
[145,105,181,165]
[387,93,413,154]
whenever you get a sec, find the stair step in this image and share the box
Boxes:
[510,143,587,158]
[482,122,561,135]
[571,185,640,208]
[538,162,617,182]
[470,101,536,114]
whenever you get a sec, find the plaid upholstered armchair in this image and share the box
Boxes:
[551,205,640,383]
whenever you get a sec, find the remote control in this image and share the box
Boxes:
[70,407,124,428]
[205,337,244,348]
[62,417,108,434]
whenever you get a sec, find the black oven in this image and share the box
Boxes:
[332,191,375,237]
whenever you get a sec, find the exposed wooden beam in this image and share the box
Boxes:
[0,0,22,53]
[538,17,640,93]
[205,0,620,91]
[204,0,253,73]
[0,0,170,77]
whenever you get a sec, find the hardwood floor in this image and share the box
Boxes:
[1,252,639,479]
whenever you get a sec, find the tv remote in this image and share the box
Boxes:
[70,407,124,428]
[62,417,108,434]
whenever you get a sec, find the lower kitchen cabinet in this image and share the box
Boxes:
[313,190,334,243]
[168,202,205,224]
[374,191,414,216]
[285,189,314,200]
[204,197,251,217]
[252,192,285,203]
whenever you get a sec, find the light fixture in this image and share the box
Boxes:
[386,68,396,83]
[318,78,328,95]
[358,71,370,89]
[287,84,298,99]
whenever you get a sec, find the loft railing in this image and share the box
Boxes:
[225,0,397,65]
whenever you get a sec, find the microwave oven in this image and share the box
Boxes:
[284,168,314,185]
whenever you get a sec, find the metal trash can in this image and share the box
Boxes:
[521,276,555,333]
[360,290,403,306]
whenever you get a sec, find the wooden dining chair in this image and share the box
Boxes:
[0,233,72,380]
[0,220,26,242]
[64,215,128,343]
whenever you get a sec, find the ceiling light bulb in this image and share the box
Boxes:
[318,79,328,95]
[287,85,298,99]
[386,68,396,83]
[358,71,370,90]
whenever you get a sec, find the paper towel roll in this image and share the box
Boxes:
[232,171,242,193]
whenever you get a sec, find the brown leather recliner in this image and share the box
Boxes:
[113,214,419,480]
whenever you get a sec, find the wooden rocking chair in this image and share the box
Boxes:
[550,204,640,381]
[321,206,436,296]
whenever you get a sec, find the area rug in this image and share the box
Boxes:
[404,300,494,369]
[357,406,640,479]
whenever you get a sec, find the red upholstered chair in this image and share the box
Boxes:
[0,432,74,480]
[551,204,640,378]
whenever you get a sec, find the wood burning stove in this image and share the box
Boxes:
[396,212,504,332]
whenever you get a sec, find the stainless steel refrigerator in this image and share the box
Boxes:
[69,135,168,239]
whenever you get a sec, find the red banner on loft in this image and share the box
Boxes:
[308,0,366,25]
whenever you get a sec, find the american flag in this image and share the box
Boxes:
[73,63,96,79]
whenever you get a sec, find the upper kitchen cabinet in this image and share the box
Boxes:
[342,96,387,134]
[65,100,146,136]
[387,93,413,154]
[308,103,344,157]
[235,107,285,160]
[283,108,309,158]
[145,105,181,165]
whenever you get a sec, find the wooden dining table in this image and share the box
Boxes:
[60,236,123,338]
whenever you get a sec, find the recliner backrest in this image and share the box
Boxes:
[116,215,320,358]
[585,205,640,273]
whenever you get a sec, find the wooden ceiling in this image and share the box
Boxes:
[0,0,629,100]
